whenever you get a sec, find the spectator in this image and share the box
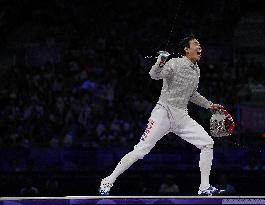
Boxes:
[20,178,39,196]
[159,174,180,195]
[44,177,60,196]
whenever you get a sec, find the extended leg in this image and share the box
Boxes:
[99,104,171,195]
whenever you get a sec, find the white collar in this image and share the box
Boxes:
[183,56,199,70]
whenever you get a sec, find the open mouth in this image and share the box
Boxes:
[197,51,202,57]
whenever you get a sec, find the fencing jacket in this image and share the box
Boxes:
[149,56,212,110]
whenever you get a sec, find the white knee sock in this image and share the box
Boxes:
[107,151,139,184]
[199,146,213,190]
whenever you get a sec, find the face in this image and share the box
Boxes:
[185,39,202,63]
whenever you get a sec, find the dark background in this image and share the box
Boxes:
[0,0,264,196]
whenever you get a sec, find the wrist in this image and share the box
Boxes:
[208,102,213,109]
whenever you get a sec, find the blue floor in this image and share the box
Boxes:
[1,197,265,205]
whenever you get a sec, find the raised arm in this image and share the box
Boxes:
[149,55,173,80]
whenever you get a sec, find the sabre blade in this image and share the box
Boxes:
[144,0,182,59]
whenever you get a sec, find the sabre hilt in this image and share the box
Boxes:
[157,51,171,57]
[157,51,171,67]
[157,51,171,61]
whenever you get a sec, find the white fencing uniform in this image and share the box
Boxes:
[105,56,214,191]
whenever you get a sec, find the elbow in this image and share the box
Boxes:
[149,71,159,80]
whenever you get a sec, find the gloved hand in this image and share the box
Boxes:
[157,51,170,68]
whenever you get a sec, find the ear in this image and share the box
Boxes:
[184,47,189,53]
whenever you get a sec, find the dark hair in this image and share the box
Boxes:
[178,33,197,56]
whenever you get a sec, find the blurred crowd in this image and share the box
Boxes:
[0,0,264,149]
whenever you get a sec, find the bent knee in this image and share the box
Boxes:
[198,136,214,150]
[203,141,214,150]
